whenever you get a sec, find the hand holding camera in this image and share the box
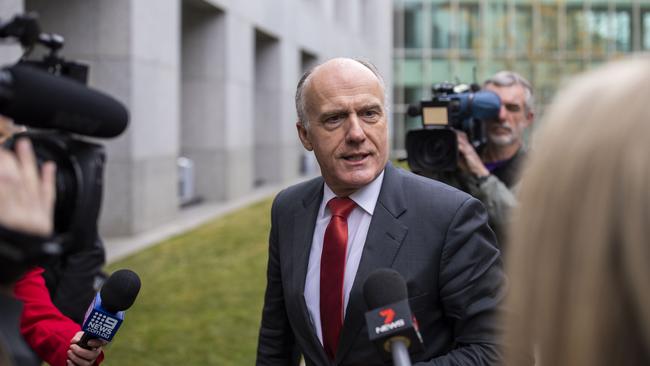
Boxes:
[455,130,489,178]
[0,127,55,237]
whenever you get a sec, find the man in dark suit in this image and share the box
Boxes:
[256,58,505,365]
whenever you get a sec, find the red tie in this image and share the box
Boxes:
[320,197,356,360]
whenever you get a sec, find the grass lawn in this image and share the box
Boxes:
[102,198,273,365]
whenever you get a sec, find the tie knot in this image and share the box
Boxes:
[327,197,356,218]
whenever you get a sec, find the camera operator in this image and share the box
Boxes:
[0,118,105,366]
[453,71,534,243]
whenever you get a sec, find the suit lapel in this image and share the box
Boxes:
[291,179,331,364]
[336,164,409,364]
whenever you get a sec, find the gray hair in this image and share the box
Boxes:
[484,71,535,115]
[295,58,386,128]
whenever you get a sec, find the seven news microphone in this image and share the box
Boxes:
[78,269,141,349]
[364,268,424,366]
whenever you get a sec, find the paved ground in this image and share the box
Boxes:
[104,176,314,264]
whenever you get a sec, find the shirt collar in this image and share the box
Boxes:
[323,170,385,216]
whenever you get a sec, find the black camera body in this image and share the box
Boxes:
[0,12,129,323]
[405,82,500,174]
[0,13,127,254]
[11,131,105,253]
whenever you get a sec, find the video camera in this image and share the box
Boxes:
[405,82,500,173]
[0,13,129,260]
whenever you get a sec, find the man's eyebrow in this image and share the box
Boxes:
[359,103,383,110]
[317,103,383,119]
[318,109,348,120]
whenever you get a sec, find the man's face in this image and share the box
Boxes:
[296,60,388,197]
[484,84,533,147]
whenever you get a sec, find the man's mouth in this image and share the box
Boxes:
[342,153,370,162]
[490,124,511,133]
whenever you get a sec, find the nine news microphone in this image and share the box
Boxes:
[0,64,129,138]
[363,268,423,366]
[78,269,141,349]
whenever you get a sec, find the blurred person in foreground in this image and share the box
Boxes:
[504,55,650,365]
[0,115,105,366]
[257,58,505,365]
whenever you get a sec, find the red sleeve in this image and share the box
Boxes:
[13,267,104,366]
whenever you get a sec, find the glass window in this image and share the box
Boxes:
[431,2,452,49]
[457,3,480,50]
[587,8,610,54]
[393,4,402,48]
[514,62,533,82]
[515,5,532,54]
[398,87,425,133]
[484,61,508,80]
[586,7,631,54]
[488,2,508,53]
[611,7,631,52]
[403,1,424,49]
[404,86,424,105]
[534,62,561,108]
[454,61,479,84]
[567,6,588,53]
[562,61,585,80]
[402,58,425,85]
[426,59,452,86]
[539,4,558,52]
[642,10,650,50]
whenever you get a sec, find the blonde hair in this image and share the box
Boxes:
[504,54,650,365]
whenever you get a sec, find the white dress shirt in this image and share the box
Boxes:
[304,171,385,345]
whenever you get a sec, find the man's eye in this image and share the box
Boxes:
[324,115,344,124]
[361,110,380,121]
[505,104,521,112]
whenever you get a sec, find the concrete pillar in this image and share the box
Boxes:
[298,50,319,176]
[222,12,254,199]
[278,41,305,181]
[181,3,227,201]
[253,30,282,186]
[0,0,24,66]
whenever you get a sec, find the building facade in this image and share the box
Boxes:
[0,0,393,237]
[393,0,650,151]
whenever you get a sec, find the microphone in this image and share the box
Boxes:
[0,64,129,138]
[363,268,423,366]
[78,269,141,348]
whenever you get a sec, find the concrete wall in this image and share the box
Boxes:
[0,0,24,66]
[4,0,393,238]
[24,0,180,236]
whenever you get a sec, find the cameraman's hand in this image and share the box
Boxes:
[456,131,489,178]
[0,137,56,236]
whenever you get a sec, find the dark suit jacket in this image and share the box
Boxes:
[257,163,505,366]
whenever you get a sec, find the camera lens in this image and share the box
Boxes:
[406,128,458,173]
[29,136,78,235]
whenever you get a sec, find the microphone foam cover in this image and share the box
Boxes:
[100,269,141,313]
[363,268,408,309]
[3,64,128,138]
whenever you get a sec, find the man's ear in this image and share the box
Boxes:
[524,111,534,128]
[296,121,313,151]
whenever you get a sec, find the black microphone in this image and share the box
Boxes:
[0,64,129,138]
[363,268,423,366]
[78,269,141,348]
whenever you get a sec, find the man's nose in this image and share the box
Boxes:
[345,115,366,143]
[498,105,508,121]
